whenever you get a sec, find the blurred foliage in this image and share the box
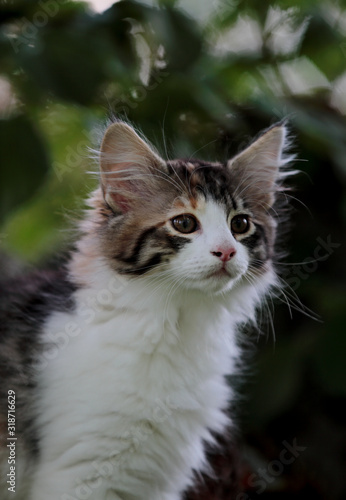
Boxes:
[0,0,346,497]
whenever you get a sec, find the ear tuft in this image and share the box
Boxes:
[99,122,166,213]
[227,124,291,209]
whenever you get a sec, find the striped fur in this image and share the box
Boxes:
[85,122,292,281]
[0,120,294,499]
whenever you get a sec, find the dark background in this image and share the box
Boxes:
[0,0,345,498]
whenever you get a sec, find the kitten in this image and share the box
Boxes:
[0,120,294,499]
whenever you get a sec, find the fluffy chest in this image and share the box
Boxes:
[38,291,237,444]
[31,286,240,497]
[44,298,233,402]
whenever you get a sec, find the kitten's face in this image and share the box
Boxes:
[162,193,253,294]
[94,122,288,295]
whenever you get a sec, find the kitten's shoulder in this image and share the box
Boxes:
[0,259,78,460]
[1,264,76,317]
[0,258,78,345]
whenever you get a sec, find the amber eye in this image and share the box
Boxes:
[231,214,250,234]
[171,214,198,234]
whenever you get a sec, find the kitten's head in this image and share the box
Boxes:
[90,121,293,295]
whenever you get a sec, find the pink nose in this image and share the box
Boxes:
[211,246,236,262]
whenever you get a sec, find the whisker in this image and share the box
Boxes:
[188,139,218,161]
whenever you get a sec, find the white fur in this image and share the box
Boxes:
[164,200,252,294]
[22,201,276,500]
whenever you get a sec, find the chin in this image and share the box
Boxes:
[210,277,240,295]
[181,274,240,295]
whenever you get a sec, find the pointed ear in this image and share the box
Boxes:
[99,122,166,213]
[227,124,288,209]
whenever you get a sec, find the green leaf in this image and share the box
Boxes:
[16,28,106,105]
[149,6,202,70]
[0,115,50,222]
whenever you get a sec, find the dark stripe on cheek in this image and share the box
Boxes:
[165,234,191,251]
[241,224,269,267]
[242,231,261,251]
[120,227,157,264]
[242,224,267,250]
[122,253,163,275]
